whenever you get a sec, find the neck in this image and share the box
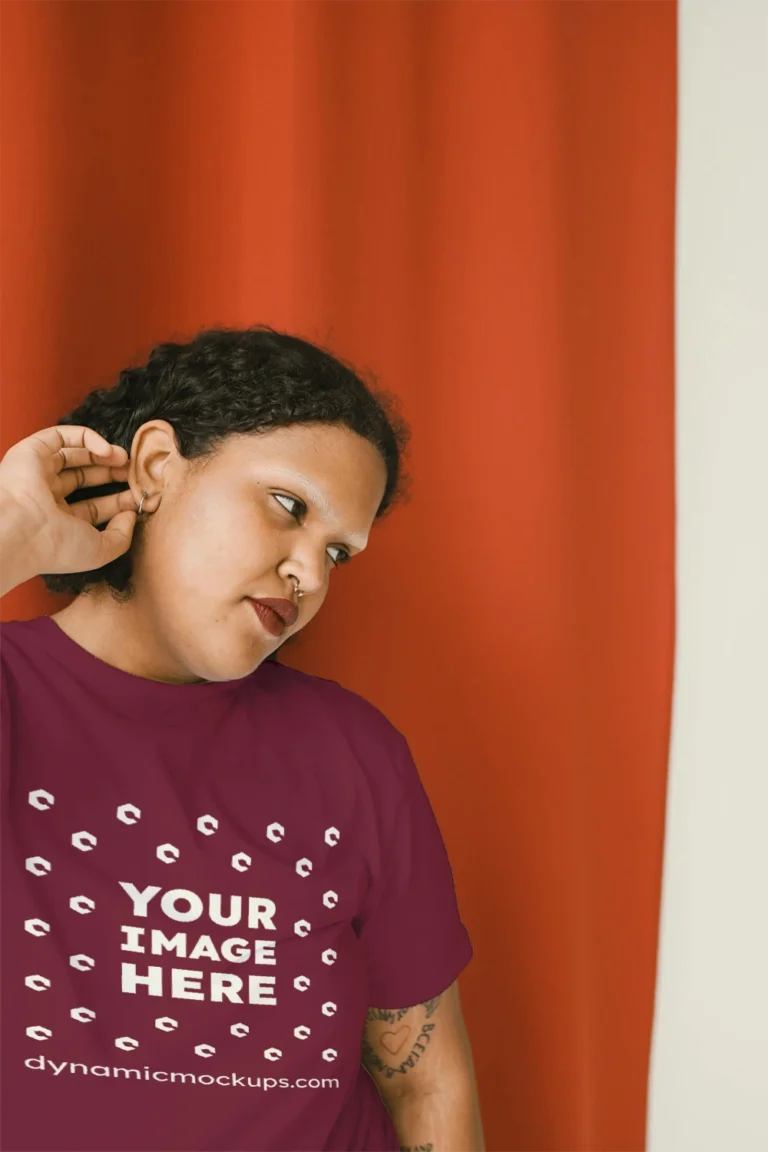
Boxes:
[50,593,208,685]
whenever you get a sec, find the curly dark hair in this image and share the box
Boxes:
[41,326,412,639]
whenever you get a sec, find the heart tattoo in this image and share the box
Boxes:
[380,1026,410,1055]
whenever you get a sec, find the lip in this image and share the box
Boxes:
[248,597,299,634]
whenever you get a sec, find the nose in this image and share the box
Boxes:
[281,555,326,600]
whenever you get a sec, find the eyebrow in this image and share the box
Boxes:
[265,467,369,550]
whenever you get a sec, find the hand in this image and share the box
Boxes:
[0,425,140,588]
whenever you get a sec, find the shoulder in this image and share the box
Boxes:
[0,618,41,672]
[260,660,404,746]
[259,662,412,788]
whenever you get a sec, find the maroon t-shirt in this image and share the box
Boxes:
[0,615,472,1152]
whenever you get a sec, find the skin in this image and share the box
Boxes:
[47,420,387,684]
[0,418,485,1149]
[363,980,485,1151]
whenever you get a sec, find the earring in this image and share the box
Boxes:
[137,490,148,515]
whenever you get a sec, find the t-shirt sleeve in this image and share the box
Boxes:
[355,732,473,1008]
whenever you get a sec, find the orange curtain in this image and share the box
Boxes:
[0,3,677,1149]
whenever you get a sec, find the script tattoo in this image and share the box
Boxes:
[362,993,443,1080]
[366,994,442,1026]
[399,1146,434,1151]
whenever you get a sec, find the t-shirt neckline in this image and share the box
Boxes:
[28,614,262,708]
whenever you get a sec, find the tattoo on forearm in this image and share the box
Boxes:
[362,992,443,1080]
[399,1145,434,1151]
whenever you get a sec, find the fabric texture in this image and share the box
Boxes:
[0,615,472,1151]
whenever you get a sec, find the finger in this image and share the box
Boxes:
[48,447,110,475]
[67,488,140,526]
[51,446,132,476]
[30,427,128,466]
[94,510,138,566]
[87,434,128,461]
[55,462,131,498]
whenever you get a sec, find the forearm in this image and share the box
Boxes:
[0,491,40,596]
[383,1080,485,1152]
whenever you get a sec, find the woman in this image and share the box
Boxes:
[0,327,484,1152]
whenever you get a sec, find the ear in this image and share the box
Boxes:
[129,421,180,509]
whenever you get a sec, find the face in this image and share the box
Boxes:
[127,421,388,682]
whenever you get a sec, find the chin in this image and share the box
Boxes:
[184,634,273,684]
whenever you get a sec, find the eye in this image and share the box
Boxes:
[273,493,304,520]
[327,545,352,567]
[273,494,352,569]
